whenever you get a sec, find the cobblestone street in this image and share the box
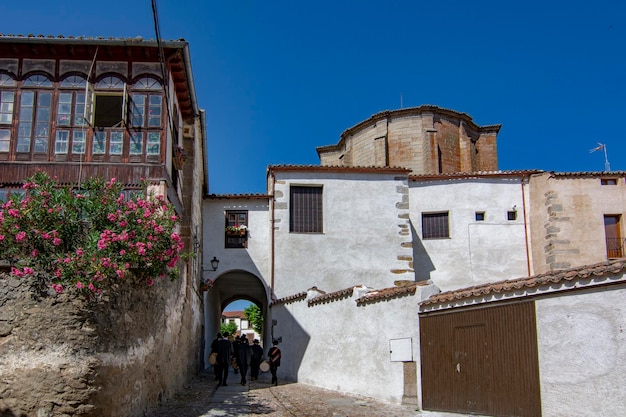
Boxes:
[145,370,461,417]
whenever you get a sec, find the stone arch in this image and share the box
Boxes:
[202,269,270,368]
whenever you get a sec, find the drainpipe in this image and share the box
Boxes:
[270,171,276,292]
[521,175,532,276]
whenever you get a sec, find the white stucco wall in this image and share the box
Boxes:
[271,284,439,405]
[536,286,626,417]
[271,171,413,297]
[202,198,271,284]
[410,177,530,291]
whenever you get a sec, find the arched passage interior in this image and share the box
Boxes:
[202,269,269,367]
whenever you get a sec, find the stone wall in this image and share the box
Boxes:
[0,270,202,417]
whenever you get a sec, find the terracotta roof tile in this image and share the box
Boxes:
[550,171,626,178]
[355,281,429,306]
[270,292,307,306]
[308,286,360,306]
[221,311,244,318]
[268,165,410,174]
[421,259,626,310]
[409,170,542,181]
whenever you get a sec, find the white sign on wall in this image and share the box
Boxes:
[389,337,413,362]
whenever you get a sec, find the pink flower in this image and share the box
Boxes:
[10,267,23,277]
[76,248,84,256]
[146,279,154,287]
[119,249,126,256]
[15,231,26,242]
[116,269,124,278]
[76,282,85,289]
[52,237,61,246]
[88,283,96,292]
[51,284,63,294]
[23,267,34,275]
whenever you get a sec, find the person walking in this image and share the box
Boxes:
[236,335,252,385]
[268,339,281,386]
[231,335,240,375]
[210,334,220,381]
[215,333,233,387]
[249,339,263,381]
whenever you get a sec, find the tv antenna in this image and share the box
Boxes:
[589,142,610,172]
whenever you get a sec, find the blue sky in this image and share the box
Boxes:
[2,0,625,196]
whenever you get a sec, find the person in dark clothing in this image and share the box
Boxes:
[249,339,263,381]
[215,334,233,387]
[210,334,220,381]
[231,335,240,374]
[236,335,252,385]
[268,339,281,386]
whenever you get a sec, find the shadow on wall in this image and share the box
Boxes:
[411,222,435,283]
[269,304,310,382]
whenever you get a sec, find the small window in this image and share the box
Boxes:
[475,211,485,221]
[507,210,517,221]
[601,178,618,185]
[290,186,323,233]
[225,210,248,248]
[422,212,449,239]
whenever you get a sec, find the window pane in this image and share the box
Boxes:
[60,75,86,88]
[54,130,69,154]
[96,76,124,90]
[57,93,72,125]
[130,132,143,155]
[0,129,10,152]
[134,77,162,90]
[72,131,86,154]
[109,131,123,154]
[147,132,160,155]
[0,91,14,124]
[422,212,449,239]
[130,94,146,127]
[33,93,52,153]
[17,92,34,152]
[93,131,106,154]
[74,93,86,126]
[23,74,52,87]
[290,186,323,233]
[147,95,162,127]
[0,74,16,87]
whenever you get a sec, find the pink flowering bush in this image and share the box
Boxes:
[0,172,185,296]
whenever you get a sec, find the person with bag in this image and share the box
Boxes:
[209,334,220,381]
[249,339,263,381]
[267,339,282,386]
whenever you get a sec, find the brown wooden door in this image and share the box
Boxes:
[453,324,489,414]
[604,215,622,258]
[420,302,541,416]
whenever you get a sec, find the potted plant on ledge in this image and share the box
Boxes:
[225,224,248,237]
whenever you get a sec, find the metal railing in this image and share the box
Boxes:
[606,238,626,258]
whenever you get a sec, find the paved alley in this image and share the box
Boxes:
[145,370,463,417]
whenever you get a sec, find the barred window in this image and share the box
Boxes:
[422,212,449,239]
[290,186,323,233]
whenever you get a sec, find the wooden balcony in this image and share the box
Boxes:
[0,161,168,187]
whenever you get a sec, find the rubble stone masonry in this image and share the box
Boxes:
[0,271,201,417]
